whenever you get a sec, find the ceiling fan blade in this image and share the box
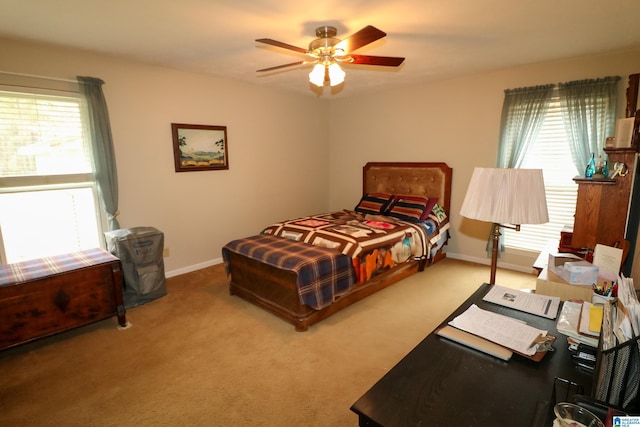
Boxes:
[347,54,405,67]
[335,25,386,53]
[255,38,308,54]
[257,60,306,72]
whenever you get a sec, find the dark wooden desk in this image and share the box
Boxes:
[350,283,594,426]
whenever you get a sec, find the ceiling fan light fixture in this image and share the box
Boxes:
[328,62,345,86]
[309,63,325,87]
[257,25,404,90]
[308,26,340,56]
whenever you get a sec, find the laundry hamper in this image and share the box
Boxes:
[104,227,167,309]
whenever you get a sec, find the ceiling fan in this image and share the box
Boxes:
[255,25,405,87]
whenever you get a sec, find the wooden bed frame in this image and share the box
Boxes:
[227,162,452,331]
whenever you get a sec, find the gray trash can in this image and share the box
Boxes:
[104,226,167,309]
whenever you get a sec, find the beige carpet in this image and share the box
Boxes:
[0,258,537,426]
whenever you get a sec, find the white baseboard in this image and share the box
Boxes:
[165,257,223,278]
[445,252,533,274]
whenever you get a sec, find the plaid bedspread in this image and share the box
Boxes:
[222,234,355,310]
[0,248,118,286]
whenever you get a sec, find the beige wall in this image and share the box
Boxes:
[328,48,640,274]
[2,36,640,277]
[0,38,330,276]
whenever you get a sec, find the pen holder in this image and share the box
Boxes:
[592,293,615,305]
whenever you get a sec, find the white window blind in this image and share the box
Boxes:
[0,88,103,263]
[0,91,92,176]
[503,96,579,251]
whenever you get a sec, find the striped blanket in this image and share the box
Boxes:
[0,248,119,286]
[222,234,355,310]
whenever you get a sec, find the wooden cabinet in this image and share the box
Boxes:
[0,249,127,351]
[571,147,636,251]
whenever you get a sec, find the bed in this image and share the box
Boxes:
[222,162,452,331]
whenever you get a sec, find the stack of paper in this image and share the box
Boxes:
[437,326,513,361]
[556,301,599,347]
[482,285,560,319]
[577,302,601,337]
[601,275,638,351]
[448,304,547,356]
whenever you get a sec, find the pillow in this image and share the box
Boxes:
[422,197,439,219]
[424,204,449,235]
[429,203,448,223]
[354,192,395,215]
[386,195,438,222]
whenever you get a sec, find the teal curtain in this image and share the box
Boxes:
[559,76,620,173]
[491,84,554,257]
[496,84,555,168]
[77,76,120,230]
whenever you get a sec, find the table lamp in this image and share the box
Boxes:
[460,167,549,285]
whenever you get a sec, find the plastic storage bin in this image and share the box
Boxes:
[104,227,167,309]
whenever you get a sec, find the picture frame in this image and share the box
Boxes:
[171,123,229,172]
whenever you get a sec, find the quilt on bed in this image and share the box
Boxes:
[262,209,449,284]
[222,234,354,310]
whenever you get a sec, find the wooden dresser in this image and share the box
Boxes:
[0,248,127,351]
[571,147,637,251]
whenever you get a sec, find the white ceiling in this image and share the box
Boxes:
[1,0,640,98]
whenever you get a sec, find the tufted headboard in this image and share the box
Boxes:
[363,162,453,215]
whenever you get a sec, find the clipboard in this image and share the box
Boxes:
[437,326,512,361]
[514,334,556,362]
[437,326,556,362]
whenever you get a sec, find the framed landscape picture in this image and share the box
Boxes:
[171,123,229,172]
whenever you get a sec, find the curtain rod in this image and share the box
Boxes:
[0,70,77,84]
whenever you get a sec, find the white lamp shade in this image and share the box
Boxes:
[309,64,325,87]
[460,168,549,225]
[328,63,345,86]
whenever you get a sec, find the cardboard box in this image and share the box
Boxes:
[548,252,582,277]
[562,260,599,285]
[536,268,593,301]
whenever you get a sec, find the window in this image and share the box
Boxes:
[500,77,619,253]
[504,94,579,251]
[0,88,103,263]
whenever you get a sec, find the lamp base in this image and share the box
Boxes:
[490,223,500,285]
[489,223,520,285]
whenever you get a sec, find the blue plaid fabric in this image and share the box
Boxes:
[222,234,355,310]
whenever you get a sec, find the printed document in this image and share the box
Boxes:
[482,285,560,319]
[593,244,623,277]
[449,304,547,355]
